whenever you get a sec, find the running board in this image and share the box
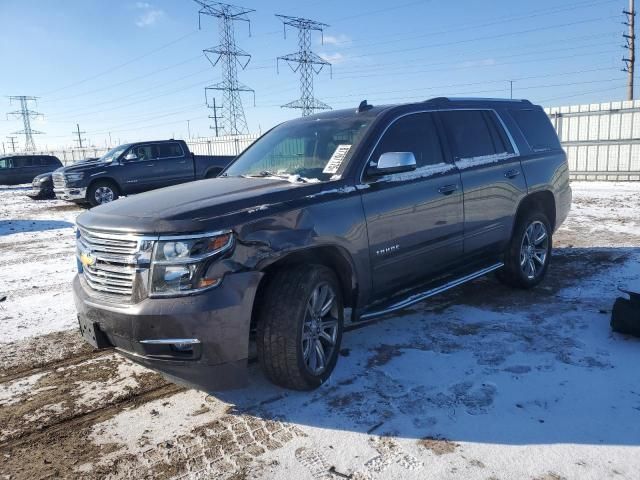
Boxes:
[359,262,504,321]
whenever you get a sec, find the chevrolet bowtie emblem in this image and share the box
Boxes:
[80,250,96,267]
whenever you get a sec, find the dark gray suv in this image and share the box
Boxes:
[73,97,571,391]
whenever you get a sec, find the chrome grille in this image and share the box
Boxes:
[52,172,66,190]
[77,227,145,299]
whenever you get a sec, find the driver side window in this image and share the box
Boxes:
[372,112,445,168]
[131,145,157,161]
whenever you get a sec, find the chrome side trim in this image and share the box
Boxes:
[139,338,201,345]
[360,262,504,320]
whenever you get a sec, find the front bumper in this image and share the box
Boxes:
[73,270,263,391]
[55,186,86,201]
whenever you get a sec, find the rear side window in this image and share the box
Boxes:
[13,157,33,167]
[372,112,445,168]
[440,110,514,160]
[0,158,10,169]
[509,108,561,152]
[157,142,184,158]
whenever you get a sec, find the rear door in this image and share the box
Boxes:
[13,156,41,183]
[154,142,193,187]
[439,109,527,258]
[119,143,159,194]
[0,157,12,184]
[361,111,464,297]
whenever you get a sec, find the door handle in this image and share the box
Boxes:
[504,169,521,179]
[438,184,458,195]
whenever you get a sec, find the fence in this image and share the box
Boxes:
[11,102,640,180]
[545,100,640,181]
[20,134,261,166]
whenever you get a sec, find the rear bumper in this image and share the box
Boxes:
[55,186,86,201]
[72,270,263,391]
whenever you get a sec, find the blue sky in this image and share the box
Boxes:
[0,0,625,150]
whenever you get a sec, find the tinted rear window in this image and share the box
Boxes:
[157,142,183,158]
[509,108,561,152]
[13,157,33,167]
[440,110,498,159]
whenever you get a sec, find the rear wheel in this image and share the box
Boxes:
[497,210,552,289]
[87,180,119,207]
[257,265,344,390]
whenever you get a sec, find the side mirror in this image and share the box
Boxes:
[369,152,417,176]
[123,152,138,162]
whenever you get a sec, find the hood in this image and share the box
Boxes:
[59,158,111,173]
[76,176,316,234]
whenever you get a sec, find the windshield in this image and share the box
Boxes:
[98,145,128,163]
[225,117,372,182]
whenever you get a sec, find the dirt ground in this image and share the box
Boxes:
[1,182,639,480]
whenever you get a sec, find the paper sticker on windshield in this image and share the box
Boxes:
[323,145,351,174]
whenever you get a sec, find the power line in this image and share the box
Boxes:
[39,30,199,97]
[276,14,332,116]
[196,1,255,136]
[6,96,44,151]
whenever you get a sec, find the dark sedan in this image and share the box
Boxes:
[26,172,55,199]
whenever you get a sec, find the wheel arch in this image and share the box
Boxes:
[513,190,556,234]
[250,245,358,330]
[87,177,121,196]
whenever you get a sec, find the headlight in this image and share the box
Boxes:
[65,172,84,182]
[38,177,48,183]
[150,231,233,296]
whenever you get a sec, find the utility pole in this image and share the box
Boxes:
[509,80,514,99]
[624,0,636,100]
[6,136,18,153]
[276,15,332,116]
[187,119,191,139]
[195,1,255,136]
[73,123,86,149]
[209,97,224,137]
[6,96,43,151]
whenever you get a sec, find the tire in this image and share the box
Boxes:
[87,180,119,207]
[256,264,344,390]
[497,210,552,289]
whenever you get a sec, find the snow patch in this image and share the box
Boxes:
[378,162,456,182]
[305,186,357,199]
[455,152,517,170]
[0,372,48,406]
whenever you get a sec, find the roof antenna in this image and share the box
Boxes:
[357,100,373,113]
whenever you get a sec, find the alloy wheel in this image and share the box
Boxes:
[520,220,549,280]
[301,282,339,375]
[94,186,114,204]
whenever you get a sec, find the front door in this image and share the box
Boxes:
[119,144,159,194]
[361,112,464,297]
[439,109,528,257]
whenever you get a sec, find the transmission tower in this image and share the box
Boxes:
[276,15,332,116]
[623,0,636,100]
[73,123,87,149]
[6,136,18,153]
[195,1,255,136]
[6,96,43,151]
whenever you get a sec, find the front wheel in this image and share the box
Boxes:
[257,265,344,390]
[87,181,119,207]
[497,211,552,289]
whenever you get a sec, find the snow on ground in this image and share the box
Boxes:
[1,181,640,480]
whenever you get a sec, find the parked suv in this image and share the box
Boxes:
[53,140,234,206]
[0,154,62,185]
[73,98,571,391]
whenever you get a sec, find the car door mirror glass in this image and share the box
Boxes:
[123,152,138,162]
[370,152,417,176]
